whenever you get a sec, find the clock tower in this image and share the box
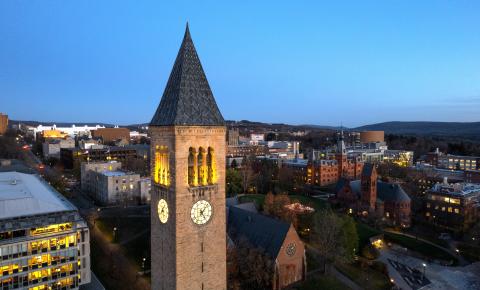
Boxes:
[149,24,227,290]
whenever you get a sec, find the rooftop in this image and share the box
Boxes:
[431,182,480,196]
[150,24,224,126]
[0,172,76,220]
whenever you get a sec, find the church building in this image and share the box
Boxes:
[149,24,227,290]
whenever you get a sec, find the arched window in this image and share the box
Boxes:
[154,145,169,186]
[207,147,216,184]
[198,147,207,186]
[188,147,197,186]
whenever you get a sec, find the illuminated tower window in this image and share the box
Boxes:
[154,145,170,186]
[188,147,198,186]
[197,147,207,186]
[207,147,216,184]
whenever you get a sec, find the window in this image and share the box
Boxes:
[154,145,170,186]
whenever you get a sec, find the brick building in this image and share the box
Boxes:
[307,132,363,187]
[91,128,130,144]
[227,206,306,290]
[336,163,411,227]
[0,113,8,135]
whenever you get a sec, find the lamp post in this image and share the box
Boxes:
[142,257,146,273]
[113,227,117,242]
[422,263,427,280]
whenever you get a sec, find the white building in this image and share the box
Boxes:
[42,138,76,159]
[80,161,122,193]
[80,161,150,205]
[78,139,104,150]
[0,172,91,289]
[30,124,106,140]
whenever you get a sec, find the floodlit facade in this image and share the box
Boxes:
[0,172,90,290]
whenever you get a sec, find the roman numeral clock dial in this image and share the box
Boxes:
[191,200,212,225]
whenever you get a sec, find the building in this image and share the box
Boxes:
[30,124,106,140]
[149,25,227,290]
[0,113,8,135]
[60,147,137,169]
[91,128,130,144]
[250,133,265,144]
[465,170,480,183]
[423,181,480,232]
[336,163,412,227]
[78,139,103,150]
[227,206,306,290]
[227,128,239,146]
[307,132,363,187]
[88,170,143,205]
[80,161,149,205]
[427,148,479,171]
[42,138,76,159]
[80,161,122,192]
[39,130,69,141]
[360,131,385,143]
[0,172,90,289]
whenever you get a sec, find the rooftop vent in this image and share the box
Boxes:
[11,179,17,185]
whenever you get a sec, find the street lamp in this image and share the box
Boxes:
[455,248,460,255]
[422,263,427,280]
[142,257,146,273]
[113,227,117,242]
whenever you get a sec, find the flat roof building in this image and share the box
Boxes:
[0,172,90,289]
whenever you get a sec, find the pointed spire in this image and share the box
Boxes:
[150,23,225,126]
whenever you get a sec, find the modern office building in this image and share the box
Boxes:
[423,182,480,232]
[0,172,90,289]
[60,147,137,169]
[427,149,479,171]
[360,131,384,143]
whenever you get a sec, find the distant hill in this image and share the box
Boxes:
[355,121,480,138]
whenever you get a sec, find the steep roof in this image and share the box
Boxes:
[228,206,290,258]
[347,180,410,203]
[362,163,375,177]
[150,24,225,126]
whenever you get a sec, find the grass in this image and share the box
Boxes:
[335,262,392,290]
[355,222,458,264]
[383,232,458,264]
[290,272,351,290]
[458,243,480,263]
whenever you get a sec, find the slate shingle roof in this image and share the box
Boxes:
[150,24,225,126]
[228,206,290,258]
[348,180,411,203]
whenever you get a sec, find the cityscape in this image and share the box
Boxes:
[1,2,480,290]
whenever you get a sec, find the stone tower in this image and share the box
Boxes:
[149,24,227,290]
[361,163,377,211]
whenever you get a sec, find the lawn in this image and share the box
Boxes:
[335,262,392,290]
[383,232,458,264]
[290,272,351,290]
[457,243,480,263]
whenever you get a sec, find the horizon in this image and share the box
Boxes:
[1,1,480,127]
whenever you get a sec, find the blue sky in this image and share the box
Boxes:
[1,1,479,127]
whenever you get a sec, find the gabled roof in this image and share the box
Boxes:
[347,180,411,203]
[228,206,290,258]
[150,24,224,126]
[362,163,375,177]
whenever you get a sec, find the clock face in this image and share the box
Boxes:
[191,200,212,225]
[158,199,169,224]
[286,243,296,256]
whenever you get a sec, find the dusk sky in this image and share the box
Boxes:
[1,1,479,127]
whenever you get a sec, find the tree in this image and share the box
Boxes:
[263,192,298,229]
[226,169,243,197]
[240,155,257,193]
[340,215,359,262]
[230,159,238,169]
[235,238,273,290]
[311,210,359,272]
